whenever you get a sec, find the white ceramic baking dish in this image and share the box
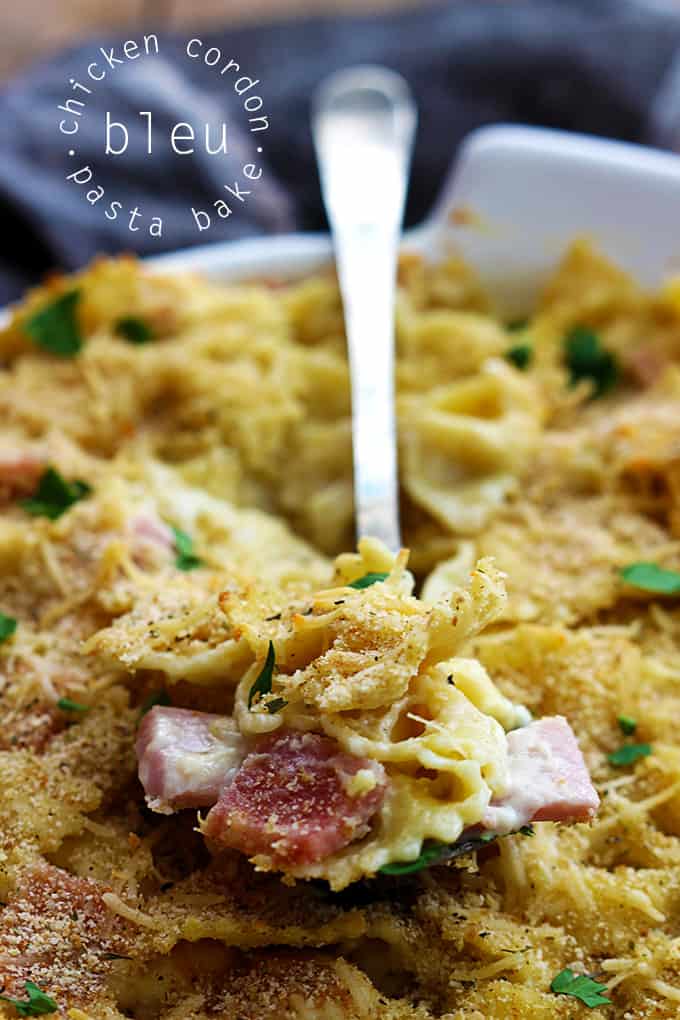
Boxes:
[149,123,680,315]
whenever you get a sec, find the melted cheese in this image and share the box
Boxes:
[4,242,680,1017]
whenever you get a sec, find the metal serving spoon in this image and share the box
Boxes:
[312,87,518,877]
[312,66,417,552]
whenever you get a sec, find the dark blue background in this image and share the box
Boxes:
[1,0,680,303]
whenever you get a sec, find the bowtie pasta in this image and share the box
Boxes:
[1,242,680,1018]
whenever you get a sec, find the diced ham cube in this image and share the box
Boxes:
[0,703,63,753]
[129,511,175,566]
[131,512,174,551]
[203,729,387,867]
[136,707,246,814]
[0,863,133,1004]
[0,451,45,504]
[482,716,599,833]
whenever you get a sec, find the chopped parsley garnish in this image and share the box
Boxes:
[550,968,611,1007]
[617,715,637,736]
[608,742,651,767]
[505,343,532,370]
[56,697,90,713]
[171,526,203,571]
[379,827,533,876]
[115,316,154,345]
[265,697,288,714]
[139,689,171,717]
[564,325,618,397]
[244,644,287,714]
[379,841,450,875]
[348,572,389,590]
[248,640,276,710]
[23,289,82,357]
[620,562,680,595]
[0,980,59,1016]
[0,612,17,644]
[21,468,91,520]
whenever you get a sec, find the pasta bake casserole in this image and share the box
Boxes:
[1,242,680,1018]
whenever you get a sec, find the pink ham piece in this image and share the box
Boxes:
[202,729,387,867]
[0,452,45,504]
[129,511,175,566]
[482,715,599,833]
[131,513,174,551]
[136,707,245,814]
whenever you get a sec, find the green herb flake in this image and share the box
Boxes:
[505,343,532,370]
[115,316,154,345]
[620,562,680,595]
[608,742,652,767]
[20,467,91,520]
[0,980,59,1016]
[379,841,449,875]
[379,826,537,877]
[56,697,90,713]
[265,696,288,715]
[617,715,637,736]
[23,289,82,358]
[248,641,276,710]
[564,325,618,397]
[139,689,171,718]
[171,526,203,571]
[550,967,611,1007]
[348,572,389,590]
[0,613,17,644]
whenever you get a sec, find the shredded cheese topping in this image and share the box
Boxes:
[2,243,680,1017]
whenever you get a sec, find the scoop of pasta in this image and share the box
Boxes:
[122,539,597,889]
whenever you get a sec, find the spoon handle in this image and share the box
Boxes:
[312,67,416,552]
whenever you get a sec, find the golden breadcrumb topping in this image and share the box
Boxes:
[2,243,680,1017]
